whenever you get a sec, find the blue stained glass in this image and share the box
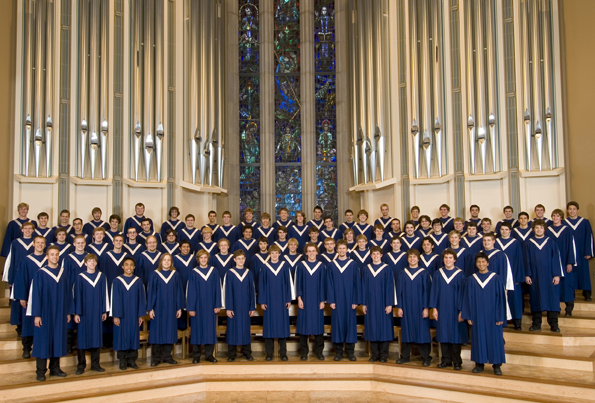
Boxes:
[240,166,262,220]
[239,1,260,74]
[275,166,302,219]
[316,165,338,221]
[315,75,336,163]
[314,0,335,73]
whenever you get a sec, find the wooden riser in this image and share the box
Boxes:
[562,301,595,313]
[460,349,593,372]
[522,314,595,329]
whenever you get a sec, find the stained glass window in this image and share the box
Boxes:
[315,0,338,222]
[239,0,261,218]
[274,0,301,219]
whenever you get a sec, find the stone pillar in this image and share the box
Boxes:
[301,0,315,215]
[260,0,275,215]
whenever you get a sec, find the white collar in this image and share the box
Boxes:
[496,238,515,251]
[529,237,549,250]
[564,217,584,230]
[302,261,322,275]
[219,225,236,236]
[258,227,274,237]
[181,228,199,239]
[404,268,424,281]
[155,270,174,284]
[254,254,270,264]
[124,244,143,254]
[199,242,217,252]
[193,267,214,281]
[163,243,179,254]
[473,272,496,288]
[420,254,438,266]
[229,268,249,282]
[142,250,162,264]
[333,259,352,273]
[41,266,65,283]
[462,236,483,247]
[80,271,103,287]
[401,236,420,248]
[216,254,233,266]
[107,251,127,266]
[429,233,448,244]
[116,276,140,290]
[27,255,47,267]
[238,239,256,249]
[168,220,183,230]
[265,261,285,276]
[17,238,34,250]
[386,251,406,265]
[514,227,533,240]
[283,254,302,266]
[439,268,462,284]
[352,250,370,262]
[274,241,288,251]
[367,263,387,277]
[68,253,86,267]
[88,243,108,255]
[320,253,336,262]
[548,226,566,238]
[175,254,194,266]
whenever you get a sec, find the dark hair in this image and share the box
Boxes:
[518,211,529,219]
[441,248,458,262]
[370,246,383,255]
[122,256,136,266]
[258,236,269,243]
[422,236,435,247]
[475,252,489,264]
[431,218,442,227]
[109,214,122,223]
[165,229,178,240]
[532,219,547,230]
[407,249,421,258]
[169,206,180,217]
[500,222,512,230]
[567,201,580,210]
[470,204,480,211]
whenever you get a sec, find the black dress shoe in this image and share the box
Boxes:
[585,296,592,302]
[119,362,127,370]
[317,354,325,361]
[192,358,200,364]
[75,368,84,375]
[529,325,541,331]
[22,351,31,359]
[472,365,484,373]
[128,362,139,369]
[347,355,356,362]
[243,355,254,361]
[514,325,522,331]
[493,366,503,376]
[454,364,462,371]
[379,358,387,363]
[265,355,273,361]
[280,356,288,361]
[227,356,236,362]
[151,362,160,366]
[205,357,218,363]
[565,311,572,317]
[437,362,451,368]
[368,356,378,362]
[551,327,561,333]
[51,369,67,377]
[333,354,342,361]
[91,366,105,372]
[300,355,308,361]
[165,359,178,365]
[422,360,431,367]
[396,358,410,364]
[36,375,46,382]
[67,348,73,354]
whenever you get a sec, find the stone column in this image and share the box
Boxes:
[260,0,275,215]
[300,0,315,215]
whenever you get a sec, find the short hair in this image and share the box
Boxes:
[324,237,335,243]
[296,211,306,220]
[21,222,35,230]
[483,233,497,241]
[54,227,67,236]
[122,256,136,266]
[46,245,60,254]
[373,224,384,232]
[440,204,451,211]
[179,240,191,248]
[481,217,492,224]
[165,229,178,240]
[422,236,435,247]
[431,218,442,227]
[308,226,319,234]
[114,234,125,242]
[470,204,480,211]
[454,217,465,224]
[343,228,354,238]
[534,204,545,211]
[344,209,354,215]
[323,216,333,222]
[277,226,288,233]
[567,201,580,210]
[222,211,232,217]
[127,227,137,234]
[404,220,415,229]
[258,236,269,244]
[313,205,323,212]
[500,222,512,230]
[442,248,458,261]
[391,218,401,224]
[185,214,195,221]
[411,206,420,213]
[532,219,547,230]
[59,209,70,216]
[305,242,319,254]
[242,225,253,234]
[336,239,348,248]
[288,238,299,246]
[91,207,102,215]
[37,212,48,219]
[202,226,213,234]
[140,218,151,225]
[218,238,230,247]
[503,205,514,212]
[356,234,368,242]
[208,210,217,216]
[169,206,180,217]
[419,215,431,224]
[380,203,389,210]
[518,211,529,219]
[233,249,246,258]
[370,246,383,255]
[357,209,369,218]
[84,253,98,263]
[448,230,461,238]
[196,249,210,261]
[33,235,46,244]
[17,202,30,210]
[74,234,87,242]
[268,245,281,254]
[278,207,289,214]
[467,221,478,228]
[135,203,145,208]
[92,227,106,234]
[551,209,565,219]
[73,218,83,225]
[475,252,489,263]
[145,235,158,244]
[261,212,271,220]
[109,214,122,223]
[407,249,421,258]
[244,208,254,214]
[390,236,402,243]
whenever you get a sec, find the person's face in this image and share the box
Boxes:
[420,219,430,229]
[60,212,70,225]
[170,209,179,219]
[110,219,119,230]
[314,209,322,220]
[181,244,191,255]
[135,205,144,216]
[467,226,477,236]
[113,237,124,248]
[202,231,212,242]
[261,217,270,227]
[306,246,318,260]
[391,239,401,251]
[141,222,151,232]
[259,241,268,252]
[186,217,195,228]
[381,206,389,217]
[234,254,246,267]
[85,259,97,271]
[324,240,335,252]
[123,261,135,276]
[219,242,229,253]
[519,215,529,226]
[483,237,495,250]
[504,208,513,219]
[34,238,46,253]
[280,210,289,221]
[449,234,460,247]
[208,213,217,223]
[147,238,157,251]
[535,207,545,218]
[93,211,102,220]
[371,250,382,263]
[534,225,545,237]
[357,238,367,249]
[48,249,60,265]
[245,211,253,222]
[296,214,305,225]
[167,232,176,243]
[405,224,415,236]
[243,229,253,240]
[358,214,367,223]
[443,254,455,268]
[337,244,348,257]
[278,230,287,240]
[407,254,419,266]
[309,232,319,241]
[93,231,105,243]
[552,213,562,226]
[476,258,489,272]
[324,219,333,229]
[73,220,82,231]
[481,221,491,232]
[470,207,479,218]
[223,214,231,225]
[500,226,511,238]
[375,229,384,239]
[345,232,354,242]
[440,207,449,217]
[74,238,86,251]
[128,229,137,241]
[432,223,442,233]
[391,220,400,232]
[288,242,297,253]
[18,206,29,217]
[411,209,420,219]
[56,231,67,242]
[199,254,209,267]
[454,221,464,231]
[422,240,433,254]
[22,226,34,237]
[345,212,353,222]
[161,255,172,269]
[567,205,578,218]
[39,216,48,227]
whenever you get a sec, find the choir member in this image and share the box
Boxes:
[383,237,407,281]
[254,213,276,245]
[123,203,154,238]
[160,206,182,240]
[104,214,123,246]
[307,206,324,230]
[100,234,129,288]
[319,237,338,264]
[240,207,259,229]
[419,237,440,276]
[495,223,525,330]
[232,226,258,265]
[479,218,494,236]
[283,238,303,281]
[416,216,432,237]
[68,218,90,245]
[321,216,341,243]
[343,228,357,252]
[136,236,162,286]
[512,212,533,246]
[533,204,553,227]
[374,203,393,233]
[339,209,356,234]
[438,204,455,233]
[202,210,219,234]
[250,236,270,293]
[289,211,309,252]
[34,212,53,240]
[274,226,289,254]
[465,205,482,228]
[462,223,483,270]
[429,219,449,256]
[350,235,371,273]
[453,218,467,237]
[211,239,234,285]
[307,226,323,251]
[1,202,37,257]
[86,228,109,264]
[178,214,201,252]
[50,228,72,265]
[549,209,577,315]
[353,209,373,240]
[481,234,514,293]
[123,227,146,261]
[369,224,390,254]
[273,207,294,231]
[448,231,472,277]
[564,201,594,301]
[387,218,403,239]
[160,229,180,255]
[400,221,422,253]
[83,207,110,237]
[410,206,421,229]
[495,205,519,236]
[173,241,197,288]
[215,211,239,245]
[138,218,162,245]
[198,226,219,255]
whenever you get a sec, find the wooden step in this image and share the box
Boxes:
[562,300,595,313]
[521,312,595,329]
[503,326,595,346]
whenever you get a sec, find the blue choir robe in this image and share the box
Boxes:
[396,267,431,344]
[415,228,432,238]
[450,246,472,278]
[123,242,146,262]
[254,226,276,245]
[419,253,441,276]
[387,230,403,240]
[528,218,553,228]
[67,232,90,246]
[86,242,110,262]
[352,223,373,240]
[461,271,506,365]
[512,227,534,248]
[210,253,235,286]
[258,261,293,338]
[412,220,420,230]
[138,230,162,246]
[273,219,294,232]
[232,238,259,267]
[159,242,180,256]
[495,238,525,320]
[466,218,482,228]
[160,219,183,240]
[362,263,395,342]
[214,224,239,245]
[250,252,269,294]
[136,250,163,286]
[51,224,74,244]
[350,248,371,274]
[429,233,450,256]
[223,268,255,345]
[123,216,154,240]
[564,216,595,292]
[27,266,73,359]
[321,228,342,243]
[481,249,514,293]
[104,230,123,247]
[289,224,310,252]
[273,240,289,256]
[1,218,37,256]
[369,238,391,255]
[524,237,564,312]
[83,220,110,237]
[429,267,468,344]
[111,275,146,351]
[50,242,73,266]
[296,261,326,336]
[99,250,130,288]
[319,251,337,265]
[283,253,303,283]
[173,253,197,289]
[440,217,455,233]
[400,235,422,253]
[495,219,519,236]
[347,241,357,253]
[383,250,408,280]
[186,266,222,345]
[339,221,356,236]
[307,219,324,231]
[547,225,577,302]
[146,270,185,344]
[462,235,484,274]
[197,241,219,256]
[63,252,88,286]
[240,220,260,230]
[74,271,109,349]
[13,254,47,337]
[374,217,393,233]
[34,227,54,243]
[202,224,220,234]
[178,227,201,252]
[2,237,35,287]
[326,259,361,344]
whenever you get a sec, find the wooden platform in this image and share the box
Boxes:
[1,289,595,402]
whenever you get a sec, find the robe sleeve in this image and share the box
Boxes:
[551,243,564,278]
[175,273,186,311]
[257,268,267,305]
[353,262,361,305]
[422,271,431,309]
[285,267,293,303]
[429,272,439,309]
[584,222,595,257]
[214,270,223,309]
[385,267,395,307]
[460,278,473,321]
[74,276,84,316]
[495,276,507,323]
[146,272,157,311]
[29,274,43,317]
[361,269,368,306]
[138,283,147,317]
[249,273,256,310]
[2,248,12,283]
[223,274,232,311]
[13,260,27,301]
[101,275,109,314]
[186,272,198,312]
[326,266,335,305]
[503,255,514,291]
[110,282,123,318]
[523,243,533,278]
[395,271,403,309]
[295,266,304,299]
[319,264,327,303]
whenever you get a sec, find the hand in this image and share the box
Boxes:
[397,308,403,317]
[330,303,336,309]
[567,264,573,273]
[67,314,71,323]
[319,302,325,310]
[385,306,392,314]
[261,304,267,310]
[74,314,81,324]
[525,276,532,285]
[422,308,429,318]
[298,297,304,309]
[362,305,367,315]
[432,309,438,321]
[189,311,196,317]
[102,313,107,321]
[214,308,221,313]
[149,309,155,319]
[585,255,592,260]
[553,276,560,285]
[285,302,291,309]
[249,310,255,317]
[351,304,357,309]
[176,309,182,318]
[467,320,473,325]
[113,317,120,326]
[19,300,27,308]
[458,312,464,322]
[227,310,234,318]
[35,317,42,327]
[138,317,143,326]
[496,321,503,326]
